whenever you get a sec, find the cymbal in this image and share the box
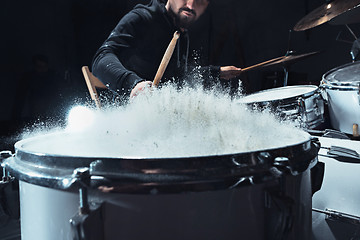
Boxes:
[294,0,360,31]
[329,4,360,25]
[262,51,320,68]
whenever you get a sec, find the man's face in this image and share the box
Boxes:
[166,0,209,29]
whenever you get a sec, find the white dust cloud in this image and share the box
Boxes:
[17,83,310,158]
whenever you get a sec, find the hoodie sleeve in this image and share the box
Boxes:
[92,10,150,97]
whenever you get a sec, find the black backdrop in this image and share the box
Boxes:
[1,0,359,149]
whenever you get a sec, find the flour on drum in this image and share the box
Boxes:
[17,84,309,158]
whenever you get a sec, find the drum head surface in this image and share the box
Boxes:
[238,85,318,104]
[324,61,360,86]
[14,130,310,159]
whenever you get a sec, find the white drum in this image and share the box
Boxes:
[312,137,360,240]
[238,85,324,129]
[321,61,360,135]
[3,131,320,240]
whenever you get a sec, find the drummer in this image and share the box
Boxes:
[92,0,242,102]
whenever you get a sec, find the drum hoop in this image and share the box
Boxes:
[320,82,359,91]
[240,85,319,104]
[322,61,360,90]
[4,133,319,193]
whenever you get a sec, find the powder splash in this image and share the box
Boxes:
[17,83,310,158]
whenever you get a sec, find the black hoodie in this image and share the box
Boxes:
[92,0,219,100]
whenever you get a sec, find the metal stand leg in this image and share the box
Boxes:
[283,67,289,87]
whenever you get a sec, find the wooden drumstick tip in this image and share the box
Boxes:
[173,31,180,39]
[353,124,359,137]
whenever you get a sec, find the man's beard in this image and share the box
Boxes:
[173,8,196,29]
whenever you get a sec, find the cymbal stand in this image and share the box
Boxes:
[283,65,289,86]
[345,25,360,62]
[337,25,360,62]
[283,30,294,86]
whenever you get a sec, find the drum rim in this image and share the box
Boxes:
[12,130,311,160]
[322,61,360,90]
[4,132,319,193]
[238,85,319,104]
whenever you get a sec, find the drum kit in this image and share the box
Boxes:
[1,1,360,240]
[239,1,360,239]
[240,0,360,137]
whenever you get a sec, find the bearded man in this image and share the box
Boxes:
[92,0,241,101]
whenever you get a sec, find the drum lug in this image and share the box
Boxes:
[297,97,306,124]
[319,84,328,103]
[314,93,324,116]
[72,167,91,215]
[273,157,293,175]
[0,151,14,183]
[70,167,105,240]
[0,151,19,224]
[70,201,104,240]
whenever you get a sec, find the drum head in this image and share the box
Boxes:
[238,85,318,104]
[323,61,360,88]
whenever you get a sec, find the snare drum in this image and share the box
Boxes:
[321,62,360,135]
[238,85,324,129]
[3,131,320,240]
[312,137,360,240]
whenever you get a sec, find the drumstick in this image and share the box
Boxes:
[152,31,180,87]
[241,56,286,73]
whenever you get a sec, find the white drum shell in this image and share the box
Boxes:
[19,173,312,240]
[20,181,78,240]
[323,88,360,134]
[321,61,360,134]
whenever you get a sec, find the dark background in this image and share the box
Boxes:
[1,0,359,150]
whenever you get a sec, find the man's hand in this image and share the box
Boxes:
[220,66,242,80]
[130,81,152,98]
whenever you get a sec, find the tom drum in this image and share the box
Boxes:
[321,61,360,135]
[2,131,320,240]
[238,85,324,129]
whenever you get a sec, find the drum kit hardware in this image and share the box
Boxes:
[307,128,350,139]
[312,208,360,226]
[319,145,360,163]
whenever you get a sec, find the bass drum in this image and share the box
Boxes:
[3,131,320,240]
[312,137,360,240]
[321,61,360,135]
[238,85,324,129]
